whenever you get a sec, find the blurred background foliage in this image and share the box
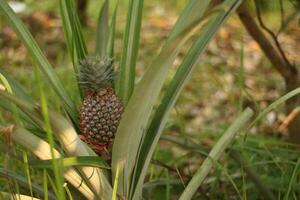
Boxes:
[0,0,300,199]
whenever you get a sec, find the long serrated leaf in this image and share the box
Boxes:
[0,72,21,123]
[0,84,40,132]
[131,0,241,199]
[60,0,87,62]
[0,91,113,199]
[96,0,109,57]
[31,156,110,170]
[112,5,221,198]
[179,108,253,200]
[0,1,78,126]
[0,91,43,126]
[118,0,144,103]
[59,0,87,99]
[108,0,120,58]
[0,125,95,199]
[34,65,65,200]
[0,72,40,128]
[0,69,32,102]
[59,0,73,63]
[112,164,121,200]
[46,111,112,199]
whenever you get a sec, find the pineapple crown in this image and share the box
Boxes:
[78,56,115,93]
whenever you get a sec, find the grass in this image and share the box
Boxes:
[0,0,300,199]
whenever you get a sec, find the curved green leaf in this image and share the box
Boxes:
[112,1,228,197]
[0,69,32,102]
[251,87,300,126]
[131,0,242,199]
[31,156,110,170]
[96,0,109,57]
[0,1,79,126]
[118,0,144,103]
[108,0,120,58]
[59,0,88,99]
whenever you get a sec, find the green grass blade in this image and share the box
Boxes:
[34,66,66,200]
[111,2,230,197]
[47,174,60,198]
[43,170,49,200]
[284,158,300,199]
[251,87,300,126]
[30,156,110,170]
[179,108,253,200]
[0,168,57,200]
[22,152,34,198]
[0,1,79,126]
[108,0,119,58]
[117,0,144,103]
[64,185,74,200]
[96,0,109,57]
[129,0,241,198]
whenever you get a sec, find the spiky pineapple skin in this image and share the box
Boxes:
[80,87,123,150]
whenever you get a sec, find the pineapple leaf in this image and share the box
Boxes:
[96,0,109,57]
[0,1,79,127]
[59,0,88,99]
[131,0,242,198]
[1,125,96,199]
[59,0,87,64]
[112,1,212,197]
[0,91,43,126]
[112,0,242,198]
[0,93,113,200]
[0,69,32,102]
[30,156,110,170]
[118,0,144,104]
[108,0,120,58]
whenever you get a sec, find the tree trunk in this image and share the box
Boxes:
[237,2,300,143]
[285,76,300,143]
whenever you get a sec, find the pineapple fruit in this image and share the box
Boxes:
[78,57,123,153]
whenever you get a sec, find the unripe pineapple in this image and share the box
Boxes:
[79,57,123,153]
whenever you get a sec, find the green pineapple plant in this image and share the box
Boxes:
[0,0,266,199]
